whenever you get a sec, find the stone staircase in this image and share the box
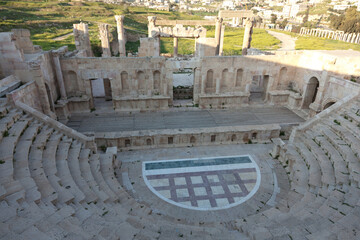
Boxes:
[0,101,246,240]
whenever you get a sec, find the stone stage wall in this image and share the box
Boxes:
[94,124,281,150]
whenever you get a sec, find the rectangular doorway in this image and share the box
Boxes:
[172,69,194,107]
[249,75,269,102]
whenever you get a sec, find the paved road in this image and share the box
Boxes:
[67,107,304,133]
[267,30,297,51]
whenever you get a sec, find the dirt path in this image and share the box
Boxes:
[53,32,73,41]
[267,30,297,51]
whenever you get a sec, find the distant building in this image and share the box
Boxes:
[222,0,235,9]
[283,4,308,18]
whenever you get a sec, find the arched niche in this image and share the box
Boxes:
[323,101,336,110]
[235,69,243,87]
[205,69,214,93]
[221,68,229,90]
[137,71,146,90]
[303,77,319,109]
[278,67,287,87]
[153,70,160,90]
[121,71,130,90]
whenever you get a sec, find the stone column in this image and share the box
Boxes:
[99,23,111,57]
[52,51,67,100]
[173,37,178,57]
[148,16,157,38]
[219,25,225,56]
[215,17,223,56]
[242,18,254,56]
[115,15,126,57]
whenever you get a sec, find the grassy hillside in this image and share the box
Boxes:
[270,30,360,51]
[0,0,280,55]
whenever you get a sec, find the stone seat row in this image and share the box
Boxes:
[236,99,360,239]
[0,103,230,240]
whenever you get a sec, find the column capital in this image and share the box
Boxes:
[216,17,223,24]
[99,23,109,30]
[115,15,124,22]
[28,59,41,70]
[148,16,157,24]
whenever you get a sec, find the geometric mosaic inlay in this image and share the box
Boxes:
[143,155,261,211]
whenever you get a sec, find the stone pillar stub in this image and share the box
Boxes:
[115,15,126,57]
[242,18,254,56]
[99,23,111,57]
[73,23,93,57]
[148,16,157,38]
[173,37,178,57]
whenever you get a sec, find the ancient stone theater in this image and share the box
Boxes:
[0,12,360,240]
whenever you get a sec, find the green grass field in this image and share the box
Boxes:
[1,0,357,55]
[270,30,360,51]
[0,0,281,56]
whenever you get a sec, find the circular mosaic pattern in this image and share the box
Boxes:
[142,155,261,211]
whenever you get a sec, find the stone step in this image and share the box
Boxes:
[6,202,46,234]
[0,118,30,182]
[14,126,42,203]
[320,125,360,185]
[302,132,336,187]
[307,130,349,186]
[294,141,322,188]
[55,137,85,203]
[43,133,75,205]
[285,144,309,194]
[29,127,58,204]
[89,153,119,202]
[99,152,123,196]
[326,118,360,160]
[78,148,110,203]
[0,108,22,129]
[21,225,52,240]
[0,106,8,118]
[67,141,98,203]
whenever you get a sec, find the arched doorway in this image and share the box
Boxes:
[303,77,319,109]
[323,101,336,110]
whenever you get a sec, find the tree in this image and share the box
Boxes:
[271,14,277,24]
[280,19,288,29]
[328,7,360,33]
[302,6,309,25]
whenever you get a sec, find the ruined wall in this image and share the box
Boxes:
[195,54,301,108]
[39,52,60,103]
[57,50,360,113]
[60,56,171,110]
[7,81,43,112]
[138,38,160,57]
[195,38,217,58]
[0,32,28,79]
[11,29,39,54]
